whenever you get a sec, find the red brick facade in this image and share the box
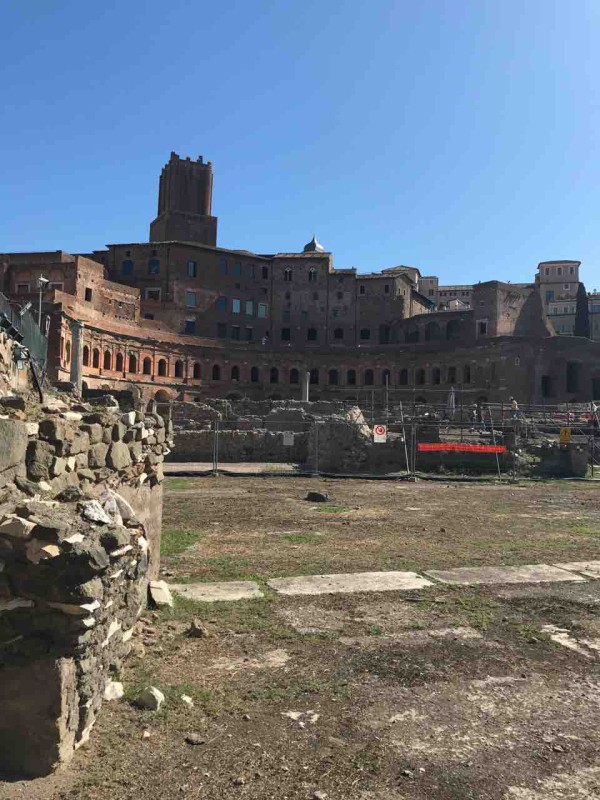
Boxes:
[2,153,600,405]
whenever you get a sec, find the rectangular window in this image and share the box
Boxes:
[219,258,227,275]
[249,264,255,279]
[232,262,241,276]
[258,303,268,318]
[301,310,308,320]
[245,300,253,315]
[85,288,93,302]
[281,328,290,341]
[184,319,196,334]
[187,260,197,278]
[245,327,253,342]
[545,267,550,276]
[563,283,570,290]
[216,295,227,311]
[185,291,197,308]
[546,290,555,302]
[384,284,390,294]
[359,285,365,295]
[148,259,160,275]
[144,313,154,320]
[17,283,29,293]
[557,267,562,275]
[477,319,488,336]
[232,298,241,314]
[231,326,240,340]
[49,282,63,291]
[145,288,161,301]
[282,309,290,322]
[570,266,574,274]
[217,322,227,338]
[262,266,268,280]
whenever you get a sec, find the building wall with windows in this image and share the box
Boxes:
[537,260,581,335]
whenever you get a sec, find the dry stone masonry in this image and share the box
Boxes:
[0,391,172,777]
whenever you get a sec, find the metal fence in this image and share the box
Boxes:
[170,403,599,480]
[0,292,47,367]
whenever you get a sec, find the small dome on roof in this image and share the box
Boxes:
[303,234,325,253]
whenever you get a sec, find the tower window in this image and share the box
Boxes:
[84,288,93,302]
[148,259,160,275]
[187,260,197,278]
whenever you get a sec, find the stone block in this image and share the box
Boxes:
[81,424,103,444]
[0,515,36,539]
[38,418,66,442]
[0,419,28,475]
[26,440,55,481]
[88,443,109,469]
[51,457,67,477]
[107,442,132,470]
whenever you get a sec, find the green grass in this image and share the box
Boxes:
[164,477,201,491]
[161,528,203,556]
[317,505,351,514]
[569,524,599,536]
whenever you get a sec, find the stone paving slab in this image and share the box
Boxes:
[554,561,600,579]
[267,571,433,596]
[170,581,264,602]
[425,564,586,586]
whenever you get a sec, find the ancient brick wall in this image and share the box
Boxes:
[0,392,173,777]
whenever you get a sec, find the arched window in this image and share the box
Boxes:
[121,259,134,275]
[463,364,471,384]
[447,366,457,384]
[425,321,441,341]
[416,368,426,385]
[382,369,391,386]
[364,369,374,386]
[432,367,441,385]
[333,328,343,340]
[115,352,124,372]
[103,350,111,370]
[284,268,292,282]
[270,367,279,384]
[360,328,370,341]
[157,359,167,377]
[143,357,152,375]
[405,326,419,343]
[65,341,71,364]
[310,368,319,384]
[328,369,339,385]
[82,345,89,367]
[250,366,259,383]
[446,320,460,340]
[193,363,201,380]
[308,269,317,283]
[307,328,317,341]
[92,348,100,368]
[399,368,408,385]
[347,369,356,386]
[289,368,299,384]
[231,365,240,381]
[212,364,221,381]
[128,354,137,374]
[174,360,184,378]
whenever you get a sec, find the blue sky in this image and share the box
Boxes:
[2,0,600,288]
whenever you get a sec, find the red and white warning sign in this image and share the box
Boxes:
[373,424,387,443]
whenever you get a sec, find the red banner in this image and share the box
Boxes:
[417,442,506,454]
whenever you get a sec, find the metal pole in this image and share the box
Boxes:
[488,405,501,479]
[400,400,410,476]
[385,374,389,429]
[38,285,42,328]
[314,421,319,475]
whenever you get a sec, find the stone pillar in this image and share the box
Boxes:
[301,371,310,402]
[69,321,84,394]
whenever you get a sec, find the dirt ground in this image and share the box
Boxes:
[2,477,600,800]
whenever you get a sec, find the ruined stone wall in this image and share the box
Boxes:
[0,392,173,777]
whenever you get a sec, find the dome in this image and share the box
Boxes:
[303,234,325,253]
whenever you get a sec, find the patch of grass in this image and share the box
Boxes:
[317,505,351,514]
[164,477,201,491]
[161,528,203,556]
[368,624,384,636]
[246,678,350,702]
[569,525,599,536]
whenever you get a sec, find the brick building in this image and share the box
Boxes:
[2,152,599,405]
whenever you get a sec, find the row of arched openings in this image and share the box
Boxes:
[82,346,201,380]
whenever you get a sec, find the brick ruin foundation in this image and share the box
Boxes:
[0,392,173,777]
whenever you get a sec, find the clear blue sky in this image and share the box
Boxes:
[2,0,600,288]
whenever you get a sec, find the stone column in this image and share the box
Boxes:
[69,320,84,394]
[302,371,310,402]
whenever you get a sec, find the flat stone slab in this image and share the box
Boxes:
[267,571,433,596]
[425,564,586,586]
[554,561,600,579]
[170,581,264,602]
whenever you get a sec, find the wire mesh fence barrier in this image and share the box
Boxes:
[0,291,47,368]
[168,402,599,480]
